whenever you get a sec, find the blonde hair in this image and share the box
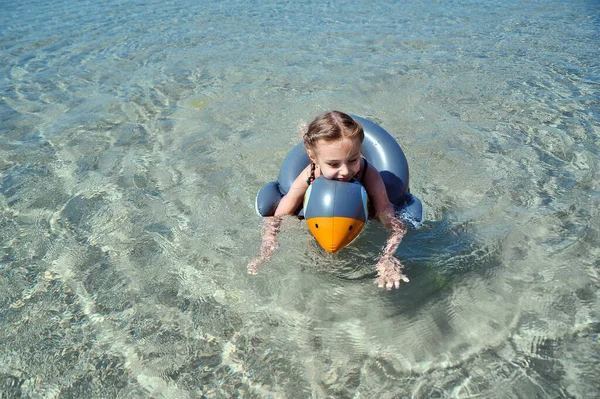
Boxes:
[303,111,364,150]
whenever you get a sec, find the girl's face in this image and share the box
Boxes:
[309,137,362,182]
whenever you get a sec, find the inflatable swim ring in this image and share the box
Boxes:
[255,115,423,252]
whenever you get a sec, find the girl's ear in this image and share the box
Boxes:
[306,146,318,163]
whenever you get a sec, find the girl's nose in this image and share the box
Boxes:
[339,163,349,176]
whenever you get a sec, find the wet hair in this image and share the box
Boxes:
[303,111,364,150]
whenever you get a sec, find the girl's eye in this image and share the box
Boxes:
[328,163,339,167]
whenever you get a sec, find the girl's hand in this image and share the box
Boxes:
[375,254,409,290]
[247,257,263,275]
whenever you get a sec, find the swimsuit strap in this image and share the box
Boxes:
[359,158,369,184]
[306,162,316,186]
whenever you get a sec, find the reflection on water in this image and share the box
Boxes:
[1,0,599,397]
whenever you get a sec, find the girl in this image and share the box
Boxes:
[248,111,409,290]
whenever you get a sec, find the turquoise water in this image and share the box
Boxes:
[1,0,599,397]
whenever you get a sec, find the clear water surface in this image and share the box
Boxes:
[1,0,599,397]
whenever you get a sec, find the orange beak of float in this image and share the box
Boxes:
[303,177,369,253]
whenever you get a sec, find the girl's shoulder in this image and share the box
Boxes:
[362,161,392,213]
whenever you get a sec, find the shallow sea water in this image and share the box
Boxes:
[1,0,599,397]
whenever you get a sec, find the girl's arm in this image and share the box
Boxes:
[364,166,409,290]
[248,167,311,274]
[247,216,281,274]
[375,206,409,290]
[377,206,408,257]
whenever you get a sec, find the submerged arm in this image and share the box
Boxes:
[364,166,409,290]
[374,207,409,290]
[247,216,281,274]
[248,168,310,274]
[378,207,408,256]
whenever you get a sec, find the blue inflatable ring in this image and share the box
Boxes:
[255,115,423,227]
